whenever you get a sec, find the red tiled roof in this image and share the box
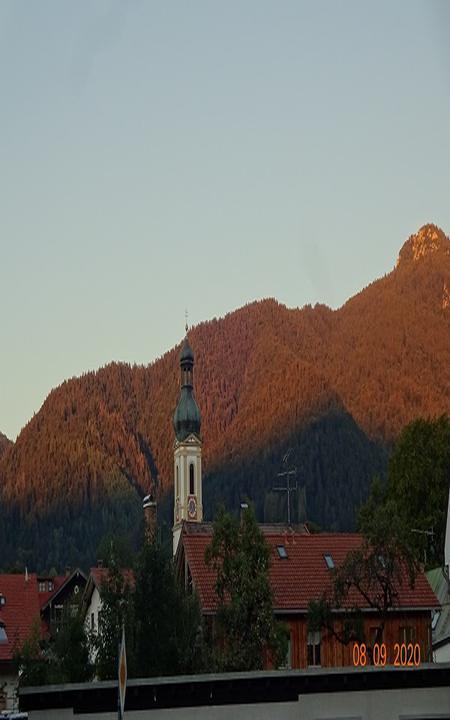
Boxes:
[181,526,439,613]
[0,574,41,662]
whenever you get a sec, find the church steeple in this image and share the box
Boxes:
[173,330,203,556]
[173,334,201,441]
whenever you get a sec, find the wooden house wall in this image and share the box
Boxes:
[284,612,432,669]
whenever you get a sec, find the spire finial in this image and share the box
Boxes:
[185,308,189,334]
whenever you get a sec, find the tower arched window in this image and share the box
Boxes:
[176,465,179,498]
[189,463,195,496]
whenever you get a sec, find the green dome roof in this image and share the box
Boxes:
[180,337,194,362]
[173,334,201,441]
[173,387,201,441]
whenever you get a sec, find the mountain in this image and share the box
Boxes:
[1,224,450,571]
[0,432,11,457]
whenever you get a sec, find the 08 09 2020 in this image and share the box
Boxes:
[352,642,421,667]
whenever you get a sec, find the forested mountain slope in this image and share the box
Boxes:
[1,224,449,570]
[0,432,11,457]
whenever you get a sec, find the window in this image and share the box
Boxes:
[277,545,288,559]
[38,581,46,592]
[91,612,95,631]
[189,463,195,495]
[0,624,7,644]
[48,580,54,592]
[400,626,416,644]
[279,632,292,669]
[370,626,383,645]
[307,630,321,666]
[432,610,441,631]
[324,554,335,569]
[176,465,179,498]
[53,604,64,631]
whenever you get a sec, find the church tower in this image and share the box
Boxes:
[172,332,203,556]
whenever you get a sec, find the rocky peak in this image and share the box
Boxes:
[397,224,450,267]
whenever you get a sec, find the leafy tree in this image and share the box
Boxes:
[133,539,207,676]
[46,603,93,683]
[94,555,135,681]
[15,604,92,686]
[387,415,450,567]
[308,477,420,656]
[205,506,287,671]
[14,620,48,687]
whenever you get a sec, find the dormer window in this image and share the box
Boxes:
[324,554,335,569]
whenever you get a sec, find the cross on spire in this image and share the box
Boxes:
[185,308,189,334]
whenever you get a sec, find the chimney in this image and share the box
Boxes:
[240,502,249,525]
[65,565,71,577]
[97,559,103,569]
[143,494,158,543]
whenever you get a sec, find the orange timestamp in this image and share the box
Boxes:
[352,642,421,667]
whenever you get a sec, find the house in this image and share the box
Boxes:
[83,565,134,639]
[426,566,450,662]
[176,521,438,668]
[170,332,439,668]
[39,568,87,636]
[0,573,40,713]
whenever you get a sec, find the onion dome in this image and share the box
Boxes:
[180,336,194,362]
[173,336,201,441]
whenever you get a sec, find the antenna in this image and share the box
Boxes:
[411,527,435,566]
[273,449,298,525]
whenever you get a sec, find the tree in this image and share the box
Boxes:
[205,506,287,671]
[96,532,135,568]
[93,555,135,681]
[387,415,450,567]
[133,539,207,676]
[15,603,92,686]
[308,477,420,655]
[46,603,92,683]
[14,620,48,687]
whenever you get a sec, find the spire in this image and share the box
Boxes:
[173,331,201,441]
[172,324,203,556]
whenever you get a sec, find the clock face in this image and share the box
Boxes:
[188,496,197,519]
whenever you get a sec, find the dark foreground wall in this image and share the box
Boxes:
[20,664,450,719]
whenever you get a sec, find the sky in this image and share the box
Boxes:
[1,0,449,440]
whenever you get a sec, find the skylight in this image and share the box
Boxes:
[324,554,335,569]
[277,545,288,559]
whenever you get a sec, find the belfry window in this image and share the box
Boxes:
[189,463,195,495]
[176,465,179,498]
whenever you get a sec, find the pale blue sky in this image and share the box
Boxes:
[1,0,449,440]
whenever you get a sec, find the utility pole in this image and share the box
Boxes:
[273,449,298,526]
